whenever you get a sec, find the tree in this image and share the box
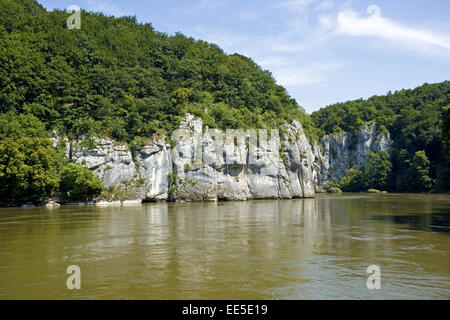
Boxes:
[59,162,104,201]
[312,81,450,192]
[442,105,450,157]
[409,151,432,192]
[338,167,366,192]
[0,0,318,143]
[0,112,49,140]
[0,137,59,204]
[337,150,392,192]
[365,150,392,190]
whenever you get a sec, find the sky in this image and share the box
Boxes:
[38,0,450,113]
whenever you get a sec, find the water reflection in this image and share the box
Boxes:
[371,211,450,233]
[0,194,449,299]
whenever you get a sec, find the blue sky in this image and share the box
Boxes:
[38,0,450,113]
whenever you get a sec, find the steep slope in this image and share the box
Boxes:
[0,0,317,142]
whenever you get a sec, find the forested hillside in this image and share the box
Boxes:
[311,82,450,193]
[0,0,317,204]
[0,0,315,141]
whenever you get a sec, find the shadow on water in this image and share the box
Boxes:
[370,210,450,234]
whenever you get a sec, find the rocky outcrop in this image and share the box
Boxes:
[134,139,172,201]
[170,115,321,201]
[317,123,391,186]
[69,136,171,201]
[66,115,391,202]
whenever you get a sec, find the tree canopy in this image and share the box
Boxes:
[0,0,316,143]
[0,112,103,204]
[312,82,450,192]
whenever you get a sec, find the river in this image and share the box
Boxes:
[0,193,449,299]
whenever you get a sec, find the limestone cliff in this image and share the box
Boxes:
[66,115,390,202]
[317,124,391,186]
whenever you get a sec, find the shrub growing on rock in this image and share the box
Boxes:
[59,163,104,201]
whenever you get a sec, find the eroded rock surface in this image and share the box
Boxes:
[66,115,391,201]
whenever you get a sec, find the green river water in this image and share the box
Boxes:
[0,193,449,299]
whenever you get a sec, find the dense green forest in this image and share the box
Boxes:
[0,0,315,140]
[0,0,316,204]
[311,82,450,193]
[0,0,449,204]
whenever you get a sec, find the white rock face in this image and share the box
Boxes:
[318,123,391,186]
[134,139,172,201]
[169,116,320,201]
[67,115,391,201]
[70,136,171,201]
[70,137,138,188]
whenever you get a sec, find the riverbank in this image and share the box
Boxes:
[2,190,450,208]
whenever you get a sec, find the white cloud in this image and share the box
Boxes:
[319,1,334,10]
[267,61,342,86]
[185,2,449,98]
[198,0,225,9]
[86,0,130,17]
[238,0,316,28]
[318,14,333,28]
[238,11,256,22]
[188,25,341,88]
[336,5,450,52]
[271,0,317,30]
[272,0,317,12]
[237,8,266,22]
[258,55,343,87]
